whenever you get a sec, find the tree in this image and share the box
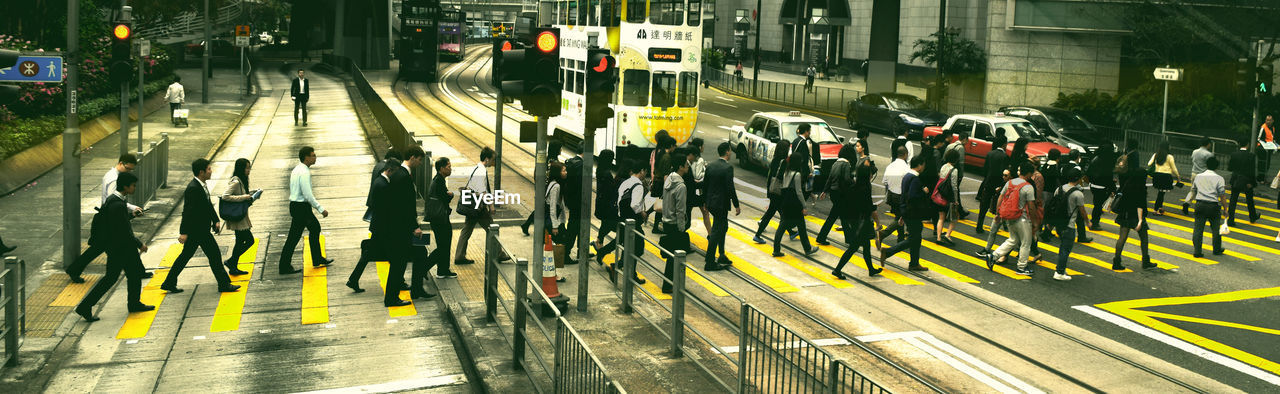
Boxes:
[910,28,986,108]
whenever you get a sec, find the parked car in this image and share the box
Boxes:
[997,106,1117,157]
[258,31,274,45]
[845,93,948,140]
[185,39,235,58]
[923,114,1071,168]
[730,111,843,182]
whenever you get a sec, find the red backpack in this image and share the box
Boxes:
[998,180,1028,220]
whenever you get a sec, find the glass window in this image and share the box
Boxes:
[569,1,578,25]
[650,0,684,25]
[860,94,883,107]
[950,118,975,136]
[883,94,927,110]
[577,71,585,94]
[995,121,1049,142]
[623,69,650,106]
[563,68,572,92]
[973,122,992,140]
[588,0,598,25]
[748,117,767,136]
[651,72,676,107]
[687,0,701,26]
[678,72,698,107]
[782,122,838,143]
[608,0,621,26]
[626,0,646,23]
[765,120,780,140]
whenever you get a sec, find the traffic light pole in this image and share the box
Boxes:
[138,49,144,152]
[532,117,549,292]
[494,79,504,192]
[577,128,593,312]
[202,0,210,104]
[63,0,81,270]
[751,0,762,97]
[120,81,130,157]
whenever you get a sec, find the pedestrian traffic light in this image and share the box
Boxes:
[523,27,561,117]
[110,22,133,85]
[491,39,522,90]
[1258,63,1274,96]
[496,42,528,103]
[584,48,616,130]
[0,49,18,104]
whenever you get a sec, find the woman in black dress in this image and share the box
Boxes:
[1112,152,1156,271]
[773,154,815,257]
[832,157,883,279]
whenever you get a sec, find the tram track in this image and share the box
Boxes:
[400,47,1210,392]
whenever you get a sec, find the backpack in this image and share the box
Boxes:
[1045,186,1079,227]
[998,180,1028,220]
[88,196,124,246]
[617,182,643,220]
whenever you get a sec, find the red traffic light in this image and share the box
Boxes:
[536,31,557,53]
[113,24,131,40]
[502,41,513,51]
[592,56,611,72]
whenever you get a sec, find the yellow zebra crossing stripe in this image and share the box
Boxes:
[376,261,419,317]
[211,238,259,333]
[688,232,800,292]
[301,235,329,325]
[639,238,731,297]
[117,243,181,339]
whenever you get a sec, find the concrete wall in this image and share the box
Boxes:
[981,0,1121,110]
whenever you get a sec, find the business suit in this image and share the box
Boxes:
[390,164,434,290]
[704,158,739,266]
[351,171,392,288]
[162,179,233,290]
[370,172,413,305]
[791,135,821,195]
[291,77,310,125]
[1228,148,1259,225]
[426,172,454,277]
[77,193,148,315]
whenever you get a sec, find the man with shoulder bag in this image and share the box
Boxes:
[455,147,512,265]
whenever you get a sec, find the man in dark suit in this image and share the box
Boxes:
[704,142,740,270]
[370,158,414,307]
[348,157,401,293]
[291,69,310,126]
[790,123,821,195]
[160,159,240,293]
[75,173,152,322]
[890,126,913,162]
[388,146,435,299]
[976,135,1009,233]
[1228,141,1261,226]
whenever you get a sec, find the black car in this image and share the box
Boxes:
[846,93,948,140]
[997,106,1117,157]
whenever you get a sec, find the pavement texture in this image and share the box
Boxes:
[0,62,474,392]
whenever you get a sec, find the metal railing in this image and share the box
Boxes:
[703,66,860,116]
[134,0,245,45]
[1097,127,1241,180]
[1,257,28,368]
[324,54,413,153]
[483,224,625,393]
[128,133,170,208]
[610,219,891,393]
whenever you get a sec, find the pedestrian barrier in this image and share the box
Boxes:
[611,219,895,393]
[127,133,170,209]
[1098,127,1240,179]
[483,224,625,393]
[703,66,859,116]
[1,257,28,368]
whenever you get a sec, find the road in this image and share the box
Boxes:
[416,45,1280,392]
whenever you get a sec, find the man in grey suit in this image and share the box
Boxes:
[703,142,740,270]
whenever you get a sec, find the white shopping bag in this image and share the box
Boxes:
[1219,223,1230,235]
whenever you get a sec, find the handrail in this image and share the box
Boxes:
[134,0,244,43]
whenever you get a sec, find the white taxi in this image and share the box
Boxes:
[730,111,843,171]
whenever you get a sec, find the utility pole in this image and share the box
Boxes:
[202,0,211,103]
[751,0,762,96]
[935,0,947,111]
[63,0,81,270]
[118,6,132,158]
[1252,40,1265,143]
[137,39,145,152]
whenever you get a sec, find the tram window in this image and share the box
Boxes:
[651,72,676,108]
[588,0,598,25]
[622,70,650,106]
[579,0,589,25]
[608,0,622,26]
[687,0,701,26]
[650,0,684,26]
[569,1,578,25]
[625,0,646,23]
[678,72,698,107]
[577,71,586,95]
[563,68,571,92]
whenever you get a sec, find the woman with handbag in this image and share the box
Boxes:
[832,158,883,279]
[427,157,456,278]
[1087,144,1117,230]
[773,154,816,257]
[1112,153,1156,271]
[1147,141,1181,216]
[546,162,571,277]
[220,158,260,276]
[934,149,962,246]
[752,140,796,243]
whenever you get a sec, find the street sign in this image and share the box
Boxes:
[236,25,251,37]
[135,39,151,57]
[235,36,250,47]
[0,55,63,83]
[1153,67,1183,81]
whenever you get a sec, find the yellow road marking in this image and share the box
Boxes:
[301,235,329,325]
[376,261,419,317]
[784,217,979,283]
[869,214,1021,281]
[939,222,1084,276]
[50,275,101,306]
[688,232,800,291]
[1082,204,1279,258]
[211,240,257,332]
[794,217,923,285]
[117,243,185,339]
[600,253,672,300]
[1095,287,1280,375]
[641,240,731,296]
[1148,203,1280,246]
[969,209,1197,268]
[726,228,852,288]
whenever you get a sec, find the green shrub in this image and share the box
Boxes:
[0,75,176,159]
[1052,89,1119,127]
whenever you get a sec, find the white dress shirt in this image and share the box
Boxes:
[101,167,141,212]
[289,163,324,212]
[883,158,909,195]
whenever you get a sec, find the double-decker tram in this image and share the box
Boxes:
[398,0,441,81]
[542,0,703,159]
[439,9,466,62]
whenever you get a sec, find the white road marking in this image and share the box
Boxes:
[734,178,766,193]
[903,336,1022,394]
[1074,305,1280,386]
[296,374,468,393]
[718,96,735,102]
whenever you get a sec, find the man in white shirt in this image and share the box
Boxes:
[279,146,332,274]
[877,146,910,243]
[65,154,147,283]
[165,76,185,125]
[454,147,511,265]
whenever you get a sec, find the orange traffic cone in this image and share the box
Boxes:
[541,234,563,298]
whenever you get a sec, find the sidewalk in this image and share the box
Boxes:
[1,63,472,392]
[720,63,927,98]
